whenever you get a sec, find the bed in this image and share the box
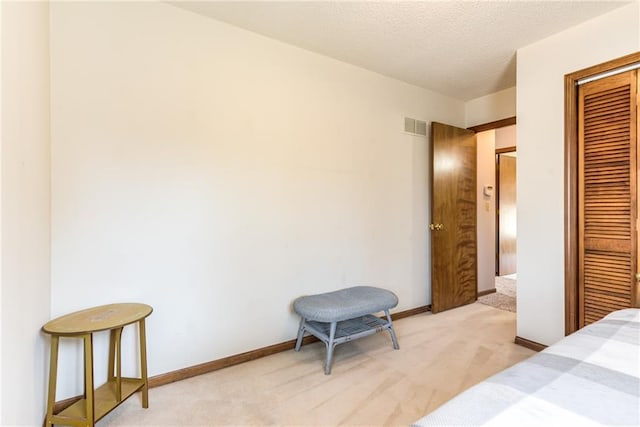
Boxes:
[413,308,640,426]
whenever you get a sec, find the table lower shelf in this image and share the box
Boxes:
[53,378,145,424]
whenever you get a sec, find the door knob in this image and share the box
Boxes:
[429,223,444,231]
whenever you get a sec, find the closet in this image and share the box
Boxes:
[578,69,637,327]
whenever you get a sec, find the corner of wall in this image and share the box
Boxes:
[1,1,52,424]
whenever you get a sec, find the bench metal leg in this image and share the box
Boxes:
[385,310,400,350]
[294,317,306,351]
[324,321,337,375]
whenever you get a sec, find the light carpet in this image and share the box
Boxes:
[100,303,533,426]
[478,276,516,312]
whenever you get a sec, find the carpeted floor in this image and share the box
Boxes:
[99,303,532,426]
[478,275,516,312]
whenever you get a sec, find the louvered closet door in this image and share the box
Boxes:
[578,70,637,327]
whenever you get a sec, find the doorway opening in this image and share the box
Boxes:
[475,123,517,312]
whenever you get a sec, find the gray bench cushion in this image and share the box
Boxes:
[293,286,398,322]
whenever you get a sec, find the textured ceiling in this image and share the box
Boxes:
[171,1,630,101]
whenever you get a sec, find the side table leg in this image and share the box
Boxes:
[108,327,124,401]
[45,335,60,427]
[83,333,95,426]
[115,327,123,402]
[108,329,115,382]
[139,318,149,408]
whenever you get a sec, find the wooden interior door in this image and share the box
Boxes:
[497,153,517,275]
[578,70,637,326]
[430,122,477,314]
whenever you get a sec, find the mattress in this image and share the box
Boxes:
[413,308,640,426]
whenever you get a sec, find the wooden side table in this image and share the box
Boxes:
[42,303,153,427]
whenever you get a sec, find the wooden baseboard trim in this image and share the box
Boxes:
[514,336,547,352]
[390,305,431,321]
[148,334,315,388]
[477,288,496,297]
[149,304,431,388]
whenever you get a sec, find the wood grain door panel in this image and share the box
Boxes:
[578,70,637,327]
[431,122,477,314]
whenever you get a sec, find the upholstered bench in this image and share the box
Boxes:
[293,286,399,374]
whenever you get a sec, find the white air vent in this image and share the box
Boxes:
[404,117,416,133]
[403,117,427,136]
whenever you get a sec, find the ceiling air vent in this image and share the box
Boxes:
[404,117,427,136]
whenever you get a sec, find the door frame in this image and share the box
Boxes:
[564,51,640,335]
[468,117,516,134]
[467,118,517,288]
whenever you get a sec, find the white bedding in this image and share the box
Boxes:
[413,308,640,426]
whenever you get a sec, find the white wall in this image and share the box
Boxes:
[476,130,496,293]
[0,1,51,424]
[495,125,516,150]
[49,2,465,398]
[465,87,516,128]
[516,2,640,345]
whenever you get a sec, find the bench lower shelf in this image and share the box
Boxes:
[305,315,390,346]
[52,378,145,424]
[296,312,399,374]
